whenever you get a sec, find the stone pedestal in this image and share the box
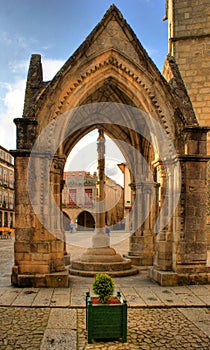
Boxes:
[70,226,139,276]
[69,246,138,277]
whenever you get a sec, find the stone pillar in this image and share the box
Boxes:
[152,161,173,271]
[50,156,70,265]
[11,118,69,287]
[92,129,110,248]
[150,127,210,285]
[126,181,155,265]
[175,126,210,284]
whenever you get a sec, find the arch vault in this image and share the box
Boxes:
[11,5,210,287]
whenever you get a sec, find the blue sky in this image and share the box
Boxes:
[0,0,168,153]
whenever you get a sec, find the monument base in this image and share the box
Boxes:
[69,247,139,277]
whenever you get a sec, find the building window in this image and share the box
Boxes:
[69,189,77,206]
[0,167,2,184]
[10,213,13,228]
[7,154,12,163]
[9,194,14,209]
[85,189,92,205]
[4,212,8,227]
[9,171,14,189]
[0,150,4,161]
[3,169,8,186]
[4,193,9,208]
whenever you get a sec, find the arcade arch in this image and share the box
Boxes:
[77,211,95,231]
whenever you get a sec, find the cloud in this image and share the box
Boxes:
[0,58,65,150]
[42,58,65,81]
[4,80,26,116]
[8,60,28,75]
[0,79,25,149]
[7,57,65,81]
[106,163,119,177]
[0,31,39,58]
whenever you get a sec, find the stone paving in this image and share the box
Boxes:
[0,238,210,349]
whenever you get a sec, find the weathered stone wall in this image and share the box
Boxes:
[165,0,210,262]
[167,0,210,148]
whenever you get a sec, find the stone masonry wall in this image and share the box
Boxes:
[168,0,210,148]
[167,0,210,252]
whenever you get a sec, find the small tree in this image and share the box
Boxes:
[92,273,114,303]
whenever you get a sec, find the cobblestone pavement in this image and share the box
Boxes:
[0,306,210,349]
[0,238,210,349]
[78,308,210,349]
[0,307,50,349]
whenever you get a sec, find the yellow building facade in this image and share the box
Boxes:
[0,145,15,238]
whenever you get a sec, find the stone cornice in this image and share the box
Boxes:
[177,155,210,162]
[170,33,210,42]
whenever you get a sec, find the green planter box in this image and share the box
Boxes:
[86,292,127,344]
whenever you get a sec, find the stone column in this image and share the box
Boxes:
[126,181,155,265]
[175,127,210,284]
[92,129,110,248]
[11,118,69,288]
[152,161,173,271]
[150,127,210,285]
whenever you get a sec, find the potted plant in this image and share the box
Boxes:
[86,273,127,344]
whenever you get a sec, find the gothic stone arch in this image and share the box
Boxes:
[12,5,210,287]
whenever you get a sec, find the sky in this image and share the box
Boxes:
[0,0,168,183]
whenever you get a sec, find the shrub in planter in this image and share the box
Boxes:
[86,273,127,343]
[92,273,114,303]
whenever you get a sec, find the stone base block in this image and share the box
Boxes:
[11,266,69,288]
[176,272,210,285]
[64,254,71,266]
[150,266,210,286]
[149,267,178,286]
[124,254,153,266]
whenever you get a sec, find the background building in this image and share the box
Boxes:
[62,171,97,231]
[62,171,124,231]
[0,145,15,237]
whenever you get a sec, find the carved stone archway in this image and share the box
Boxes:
[12,5,210,287]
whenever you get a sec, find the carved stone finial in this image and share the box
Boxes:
[23,54,43,119]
